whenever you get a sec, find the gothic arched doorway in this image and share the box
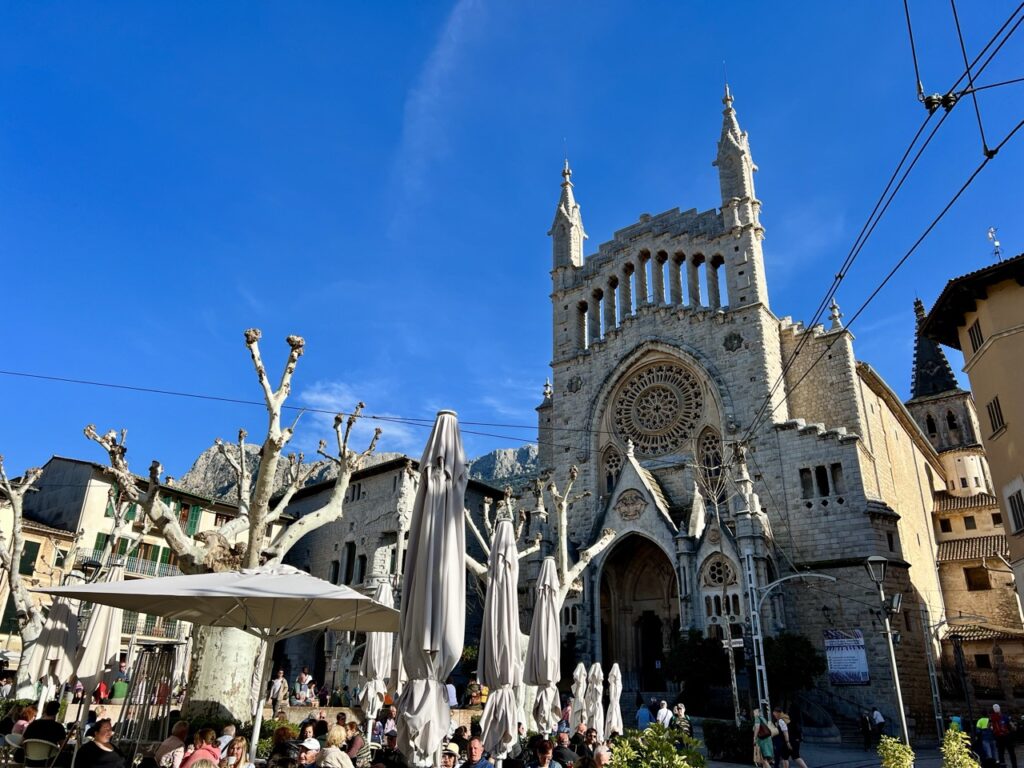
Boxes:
[599,534,679,692]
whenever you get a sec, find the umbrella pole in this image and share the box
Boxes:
[249,640,274,763]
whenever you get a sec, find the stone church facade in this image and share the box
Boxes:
[534,87,951,733]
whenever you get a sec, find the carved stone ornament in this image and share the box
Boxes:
[567,375,583,393]
[615,489,647,521]
[707,528,721,545]
[723,332,743,352]
[611,361,704,456]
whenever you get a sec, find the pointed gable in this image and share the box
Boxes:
[604,442,677,534]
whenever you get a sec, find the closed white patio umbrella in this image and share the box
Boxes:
[585,663,604,741]
[359,580,394,728]
[396,411,467,766]
[605,662,624,738]
[75,566,126,700]
[524,557,561,735]
[478,515,522,761]
[569,662,587,731]
[30,596,80,689]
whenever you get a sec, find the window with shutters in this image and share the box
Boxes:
[987,396,1006,434]
[19,541,40,576]
[968,320,984,353]
[1009,490,1024,533]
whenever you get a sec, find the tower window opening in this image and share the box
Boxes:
[926,414,937,437]
[815,465,830,497]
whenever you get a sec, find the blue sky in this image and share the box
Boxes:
[1,2,1021,477]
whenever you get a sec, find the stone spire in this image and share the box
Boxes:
[713,84,758,205]
[911,298,959,399]
[548,159,586,269]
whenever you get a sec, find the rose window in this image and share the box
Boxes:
[704,558,734,586]
[612,362,704,456]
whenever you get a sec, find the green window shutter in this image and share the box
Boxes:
[126,504,138,522]
[0,596,19,634]
[105,500,115,518]
[186,506,201,536]
[95,533,109,551]
[117,538,129,556]
[18,541,41,576]
[159,547,171,564]
[145,545,160,562]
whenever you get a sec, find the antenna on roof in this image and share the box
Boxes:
[987,227,1002,262]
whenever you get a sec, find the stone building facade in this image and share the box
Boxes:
[533,87,953,735]
[278,457,500,689]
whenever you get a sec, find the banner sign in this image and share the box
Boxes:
[823,628,870,685]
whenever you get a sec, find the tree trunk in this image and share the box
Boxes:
[14,618,44,699]
[185,626,263,723]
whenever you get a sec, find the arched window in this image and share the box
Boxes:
[698,428,726,503]
[602,445,624,494]
[926,414,937,437]
[947,411,958,430]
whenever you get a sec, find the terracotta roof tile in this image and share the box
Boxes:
[934,491,999,512]
[936,534,1007,562]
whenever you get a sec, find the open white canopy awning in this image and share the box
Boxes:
[37,563,399,639]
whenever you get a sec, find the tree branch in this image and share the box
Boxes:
[263,409,379,562]
[517,533,542,561]
[464,506,491,559]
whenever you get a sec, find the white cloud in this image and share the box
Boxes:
[295,380,426,457]
[389,0,484,225]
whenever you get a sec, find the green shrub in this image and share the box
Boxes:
[878,735,915,768]
[609,724,705,768]
[941,728,979,768]
[701,719,752,763]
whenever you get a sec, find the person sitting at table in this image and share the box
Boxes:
[13,705,36,735]
[76,719,126,768]
[180,729,220,768]
[21,701,67,764]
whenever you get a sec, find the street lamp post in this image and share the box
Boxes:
[865,556,909,744]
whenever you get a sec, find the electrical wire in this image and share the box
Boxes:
[738,2,1024,446]
[950,0,992,155]
[903,0,926,100]
[754,117,1024,429]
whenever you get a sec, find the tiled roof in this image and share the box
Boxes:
[934,491,999,512]
[922,252,1024,348]
[943,623,1024,642]
[936,534,1007,562]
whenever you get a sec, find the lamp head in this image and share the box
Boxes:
[864,556,888,585]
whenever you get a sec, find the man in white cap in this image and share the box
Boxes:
[992,704,1018,768]
[297,737,321,765]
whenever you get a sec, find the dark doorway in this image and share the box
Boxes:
[637,611,664,690]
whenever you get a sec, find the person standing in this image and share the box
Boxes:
[992,704,1017,768]
[752,709,775,768]
[269,670,288,708]
[635,698,652,730]
[770,706,792,768]
[976,712,997,763]
[655,701,672,728]
[870,707,885,744]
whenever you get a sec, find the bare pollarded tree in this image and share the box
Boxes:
[0,457,46,697]
[544,465,616,608]
[85,329,381,722]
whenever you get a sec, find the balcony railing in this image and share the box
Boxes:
[122,613,181,639]
[76,549,181,578]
